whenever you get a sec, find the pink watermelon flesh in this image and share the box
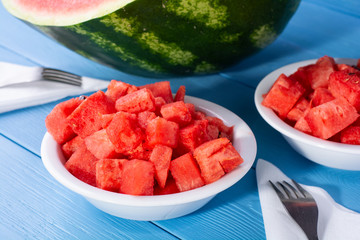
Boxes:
[340,126,360,145]
[85,129,120,159]
[61,135,85,159]
[149,144,172,188]
[174,85,186,102]
[105,80,138,102]
[115,88,156,113]
[160,101,192,127]
[96,159,127,192]
[139,81,173,103]
[145,117,179,148]
[304,98,359,139]
[120,159,155,196]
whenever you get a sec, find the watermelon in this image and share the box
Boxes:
[85,129,120,159]
[145,117,179,148]
[2,0,300,78]
[61,135,84,159]
[96,159,127,192]
[149,144,172,188]
[115,88,156,113]
[160,101,192,127]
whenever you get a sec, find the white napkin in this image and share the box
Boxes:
[0,64,109,114]
[256,159,360,240]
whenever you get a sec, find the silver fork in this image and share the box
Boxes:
[0,62,82,87]
[269,180,319,240]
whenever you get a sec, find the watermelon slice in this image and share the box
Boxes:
[115,88,156,113]
[310,87,335,107]
[137,111,156,130]
[120,159,155,196]
[45,97,83,144]
[169,153,205,192]
[61,135,84,159]
[106,111,144,154]
[65,145,99,186]
[149,144,172,188]
[67,91,115,138]
[304,98,359,139]
[96,159,127,192]
[340,126,360,145]
[262,73,306,119]
[304,55,337,89]
[286,97,310,122]
[174,85,186,102]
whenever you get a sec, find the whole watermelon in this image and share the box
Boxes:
[3,0,300,78]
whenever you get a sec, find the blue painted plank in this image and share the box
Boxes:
[0,135,177,240]
[303,0,360,18]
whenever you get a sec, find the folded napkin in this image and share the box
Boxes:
[0,65,109,114]
[256,159,360,240]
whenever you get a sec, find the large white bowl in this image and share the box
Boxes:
[255,58,360,171]
[41,95,257,221]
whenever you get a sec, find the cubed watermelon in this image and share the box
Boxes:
[101,113,115,128]
[206,116,234,141]
[149,144,172,188]
[137,111,157,130]
[154,96,167,116]
[175,119,209,156]
[169,153,205,192]
[67,91,115,138]
[45,97,83,144]
[146,117,179,148]
[209,143,244,173]
[96,159,127,192]
[153,174,179,195]
[294,109,312,134]
[287,97,310,122]
[310,87,335,107]
[106,111,144,154]
[65,145,99,186]
[328,70,360,111]
[115,88,156,113]
[126,143,152,161]
[105,80,138,102]
[340,126,360,145]
[85,129,120,159]
[262,73,306,119]
[304,98,359,139]
[174,85,186,102]
[139,81,173,103]
[120,159,155,196]
[160,101,192,127]
[61,135,84,159]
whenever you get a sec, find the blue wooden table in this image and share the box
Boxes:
[1,1,360,239]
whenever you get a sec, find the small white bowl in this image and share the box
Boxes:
[255,58,360,171]
[41,95,257,221]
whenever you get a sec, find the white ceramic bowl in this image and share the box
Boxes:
[41,95,257,221]
[255,58,360,171]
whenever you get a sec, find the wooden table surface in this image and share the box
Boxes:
[1,1,359,239]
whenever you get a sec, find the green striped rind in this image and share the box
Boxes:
[35,0,300,78]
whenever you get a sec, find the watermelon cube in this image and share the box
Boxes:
[310,87,335,107]
[294,109,312,134]
[154,96,167,116]
[96,159,127,192]
[67,91,115,138]
[175,119,209,156]
[115,88,156,113]
[126,143,152,161]
[105,79,138,102]
[85,129,120,159]
[160,101,192,127]
[61,135,85,159]
[153,174,179,195]
[106,111,144,154]
[139,81,173,103]
[146,117,179,148]
[120,159,155,196]
[328,70,360,111]
[340,126,360,145]
[262,73,306,119]
[137,111,157,130]
[206,116,234,141]
[65,145,99,186]
[193,138,232,184]
[45,97,83,144]
[209,143,244,173]
[304,98,359,139]
[287,97,310,122]
[174,85,186,102]
[149,144,172,188]
[169,153,205,192]
[101,113,115,128]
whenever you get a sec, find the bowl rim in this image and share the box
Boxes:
[41,95,257,207]
[254,58,360,155]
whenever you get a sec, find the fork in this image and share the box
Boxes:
[0,62,82,87]
[269,180,319,240]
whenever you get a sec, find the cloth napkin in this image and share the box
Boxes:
[256,159,360,240]
[0,64,109,114]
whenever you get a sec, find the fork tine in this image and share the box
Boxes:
[282,181,302,198]
[269,180,285,199]
[42,68,82,86]
[292,179,314,199]
[277,181,295,199]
